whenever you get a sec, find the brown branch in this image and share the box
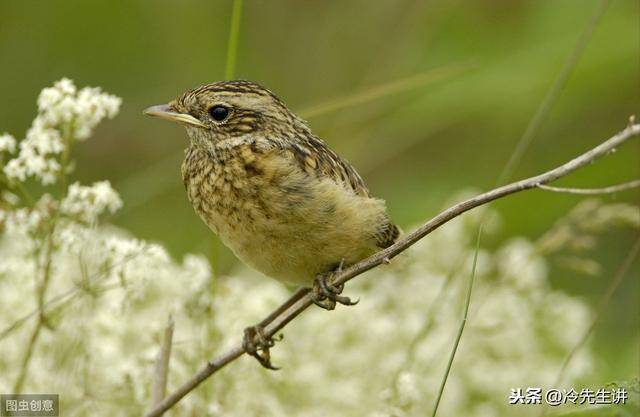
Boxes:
[144,122,640,417]
[537,179,640,195]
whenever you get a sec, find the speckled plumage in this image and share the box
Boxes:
[155,80,398,285]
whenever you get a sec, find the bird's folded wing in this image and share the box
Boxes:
[280,134,371,198]
[275,135,400,249]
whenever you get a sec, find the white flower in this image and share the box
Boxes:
[0,195,606,416]
[61,181,123,223]
[37,78,75,111]
[183,254,213,290]
[497,238,548,292]
[3,78,121,185]
[1,191,19,206]
[0,133,16,153]
[396,372,420,406]
[2,76,633,417]
[72,86,122,140]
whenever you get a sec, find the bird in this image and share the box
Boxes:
[144,80,399,367]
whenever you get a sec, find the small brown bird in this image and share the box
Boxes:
[145,80,398,366]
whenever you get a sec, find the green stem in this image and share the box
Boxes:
[389,262,460,407]
[59,121,74,191]
[224,0,243,80]
[12,215,58,393]
[12,320,42,394]
[496,0,611,185]
[537,236,640,417]
[14,181,35,206]
[431,226,482,417]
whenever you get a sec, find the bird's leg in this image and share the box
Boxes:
[242,287,310,369]
[242,326,279,370]
[311,260,359,310]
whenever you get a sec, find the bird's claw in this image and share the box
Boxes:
[242,325,281,370]
[311,269,359,311]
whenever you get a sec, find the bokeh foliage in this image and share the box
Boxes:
[0,0,638,403]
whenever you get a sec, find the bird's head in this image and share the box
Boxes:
[144,80,309,147]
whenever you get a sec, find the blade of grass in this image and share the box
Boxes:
[124,0,606,216]
[457,0,612,372]
[388,259,461,407]
[453,3,613,410]
[225,0,243,80]
[537,236,640,417]
[357,119,457,175]
[369,4,611,402]
[497,0,611,185]
[376,4,612,406]
[116,64,470,215]
[430,225,482,417]
[116,0,245,213]
[299,61,472,119]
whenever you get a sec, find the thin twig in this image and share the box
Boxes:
[13,218,57,393]
[537,179,640,195]
[144,123,640,417]
[12,321,43,394]
[390,3,612,403]
[150,315,175,408]
[431,225,482,417]
[0,250,146,341]
[330,124,640,291]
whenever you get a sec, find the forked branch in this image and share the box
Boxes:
[144,122,640,417]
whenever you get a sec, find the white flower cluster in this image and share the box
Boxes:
[0,80,214,416]
[184,202,595,417]
[0,133,16,154]
[1,189,636,417]
[0,216,213,408]
[1,81,637,416]
[2,78,121,185]
[178,197,637,417]
[37,78,121,140]
[60,181,123,224]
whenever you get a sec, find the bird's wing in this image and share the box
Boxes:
[279,135,400,249]
[284,135,371,197]
[373,221,400,249]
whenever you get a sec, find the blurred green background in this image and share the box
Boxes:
[0,0,638,384]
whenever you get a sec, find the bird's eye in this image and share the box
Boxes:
[209,105,230,121]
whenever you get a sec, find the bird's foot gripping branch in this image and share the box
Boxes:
[145,120,640,417]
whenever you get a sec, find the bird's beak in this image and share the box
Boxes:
[143,104,205,128]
